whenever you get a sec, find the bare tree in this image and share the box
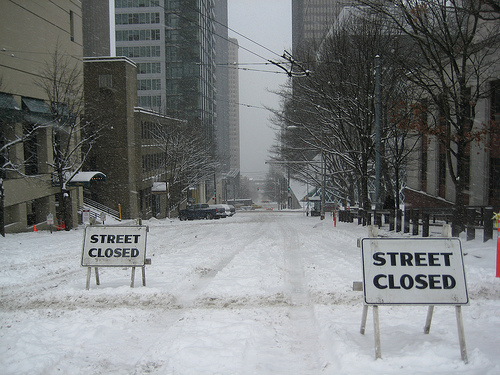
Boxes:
[152,118,218,214]
[35,48,100,229]
[273,9,417,210]
[359,0,500,234]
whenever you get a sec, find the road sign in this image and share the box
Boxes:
[361,238,468,305]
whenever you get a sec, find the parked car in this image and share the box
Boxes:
[179,204,223,220]
[222,204,236,216]
[210,205,227,218]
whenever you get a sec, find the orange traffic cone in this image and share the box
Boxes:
[33,225,37,232]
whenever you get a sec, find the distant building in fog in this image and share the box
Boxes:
[82,0,114,57]
[228,38,240,174]
[292,0,353,54]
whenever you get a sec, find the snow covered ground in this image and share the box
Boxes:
[1,211,499,374]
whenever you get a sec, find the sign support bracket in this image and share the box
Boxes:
[424,305,434,334]
[456,306,468,364]
[360,304,468,363]
[130,266,148,288]
[86,267,100,290]
[373,305,381,360]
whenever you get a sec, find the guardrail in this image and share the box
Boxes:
[338,206,499,242]
[83,197,121,221]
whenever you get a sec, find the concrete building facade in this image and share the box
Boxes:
[114,0,217,140]
[83,56,186,220]
[0,0,85,233]
[292,0,353,54]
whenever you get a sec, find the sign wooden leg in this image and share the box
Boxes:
[131,266,136,288]
[142,266,146,286]
[424,305,434,334]
[360,304,369,334]
[373,305,382,359]
[95,267,100,285]
[455,306,468,364]
[86,267,91,290]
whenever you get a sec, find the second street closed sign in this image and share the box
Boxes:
[361,238,468,305]
[81,225,148,267]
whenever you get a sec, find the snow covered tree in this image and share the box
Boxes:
[35,48,100,230]
[152,118,218,213]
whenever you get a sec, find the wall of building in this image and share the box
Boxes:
[0,0,84,233]
[83,57,139,218]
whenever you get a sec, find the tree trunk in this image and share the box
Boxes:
[0,180,5,237]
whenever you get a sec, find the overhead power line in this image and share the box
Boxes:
[148,1,310,78]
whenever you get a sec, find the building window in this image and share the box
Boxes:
[420,134,427,191]
[489,80,500,205]
[138,95,161,108]
[70,11,75,41]
[115,12,160,25]
[137,79,161,91]
[99,75,113,89]
[116,46,160,58]
[137,62,161,74]
[115,0,160,7]
[116,29,161,41]
[23,124,39,176]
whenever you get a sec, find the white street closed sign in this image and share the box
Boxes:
[361,238,468,305]
[81,226,148,267]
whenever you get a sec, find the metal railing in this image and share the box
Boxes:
[338,206,499,242]
[83,197,121,221]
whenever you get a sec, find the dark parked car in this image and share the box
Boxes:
[179,204,225,220]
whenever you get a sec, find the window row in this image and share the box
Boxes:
[115,12,160,25]
[115,0,160,8]
[116,29,160,41]
[116,45,161,57]
[138,95,162,108]
[137,62,161,74]
[142,153,165,173]
[138,79,161,91]
[141,120,161,139]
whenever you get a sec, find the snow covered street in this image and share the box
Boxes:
[1,211,499,374]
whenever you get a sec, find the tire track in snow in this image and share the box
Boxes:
[131,215,273,371]
[172,216,271,309]
[280,218,323,373]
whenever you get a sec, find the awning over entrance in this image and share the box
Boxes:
[0,93,21,111]
[66,172,106,187]
[22,97,54,125]
[152,182,167,194]
[22,97,51,114]
[0,93,21,121]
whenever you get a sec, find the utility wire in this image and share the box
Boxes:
[117,1,309,77]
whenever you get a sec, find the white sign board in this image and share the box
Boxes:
[361,238,468,305]
[81,226,147,267]
[82,210,90,224]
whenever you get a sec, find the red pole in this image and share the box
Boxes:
[334,210,337,227]
[497,218,500,278]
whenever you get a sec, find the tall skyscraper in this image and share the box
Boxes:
[214,0,230,172]
[292,0,350,54]
[82,0,113,57]
[228,38,240,173]
[114,0,216,138]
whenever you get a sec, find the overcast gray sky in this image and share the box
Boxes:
[228,0,292,179]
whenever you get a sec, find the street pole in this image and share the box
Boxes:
[321,129,326,220]
[375,55,382,209]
